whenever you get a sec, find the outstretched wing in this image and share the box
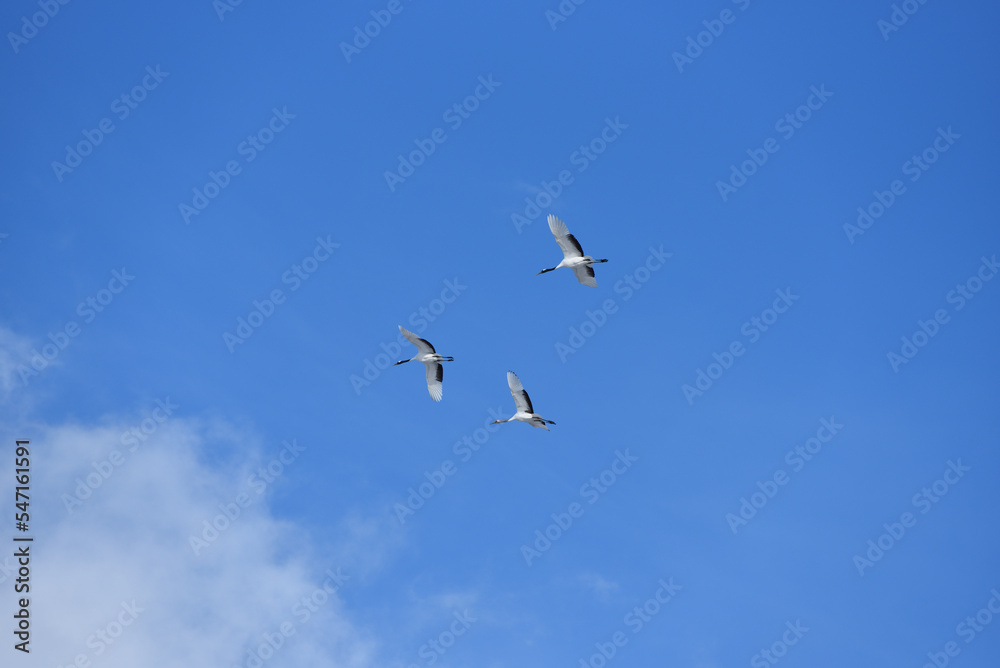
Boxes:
[506,370,534,413]
[425,362,443,401]
[547,215,584,259]
[399,325,436,354]
[530,417,550,431]
[571,264,597,287]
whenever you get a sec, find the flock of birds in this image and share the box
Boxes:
[393,214,607,430]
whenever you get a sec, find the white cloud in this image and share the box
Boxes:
[1,414,379,668]
[0,326,36,399]
[578,572,620,602]
[0,325,500,668]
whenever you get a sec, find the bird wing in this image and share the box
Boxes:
[425,362,443,401]
[571,263,598,287]
[531,417,550,431]
[547,215,584,259]
[399,325,436,354]
[506,370,534,413]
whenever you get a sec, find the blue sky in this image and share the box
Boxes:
[2,1,999,666]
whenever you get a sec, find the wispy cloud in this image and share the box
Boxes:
[3,413,379,667]
[578,572,620,602]
[0,326,37,399]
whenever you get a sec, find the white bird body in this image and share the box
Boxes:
[394,326,453,401]
[538,214,607,287]
[491,371,555,430]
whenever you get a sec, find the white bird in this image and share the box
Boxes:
[537,214,608,287]
[490,371,556,430]
[394,326,453,401]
